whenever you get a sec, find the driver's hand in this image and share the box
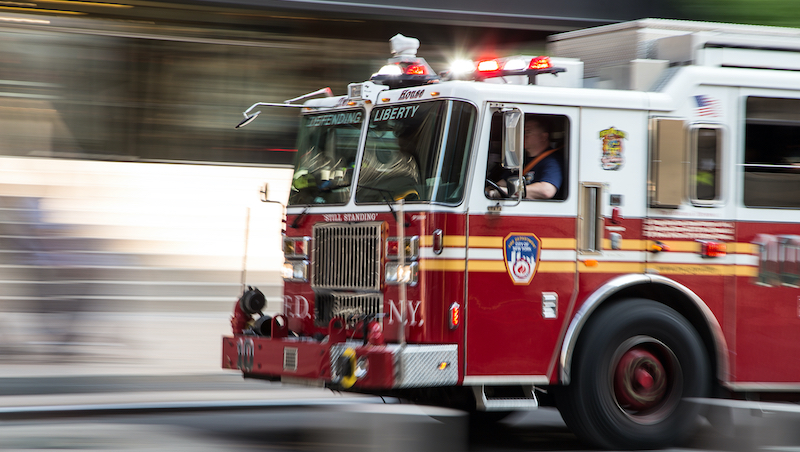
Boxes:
[487,188,501,199]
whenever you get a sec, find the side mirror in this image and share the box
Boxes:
[260,182,285,206]
[260,183,270,203]
[505,176,524,197]
[502,109,524,170]
[236,111,261,129]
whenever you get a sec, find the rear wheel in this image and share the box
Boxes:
[556,299,710,450]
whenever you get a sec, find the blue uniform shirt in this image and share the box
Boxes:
[524,153,562,192]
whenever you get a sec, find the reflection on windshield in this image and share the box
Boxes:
[288,110,363,206]
[356,100,475,205]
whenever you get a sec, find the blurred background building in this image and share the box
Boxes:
[0,0,795,367]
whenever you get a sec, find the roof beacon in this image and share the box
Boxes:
[442,55,566,84]
[473,55,565,84]
[370,34,439,90]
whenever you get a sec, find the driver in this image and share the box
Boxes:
[489,116,562,199]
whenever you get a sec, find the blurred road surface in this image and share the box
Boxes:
[0,311,232,378]
[3,389,800,452]
[2,311,800,452]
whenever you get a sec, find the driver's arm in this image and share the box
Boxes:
[526,156,562,200]
[525,181,557,199]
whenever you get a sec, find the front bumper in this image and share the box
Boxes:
[222,335,458,389]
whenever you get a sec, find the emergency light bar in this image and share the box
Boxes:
[443,55,566,84]
[473,55,565,82]
[370,58,439,89]
[370,33,440,89]
[369,34,566,89]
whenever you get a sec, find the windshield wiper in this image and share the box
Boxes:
[291,206,310,229]
[357,185,407,226]
[319,179,350,193]
[289,180,354,228]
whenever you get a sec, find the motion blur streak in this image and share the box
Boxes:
[0,157,290,369]
[0,12,354,369]
[0,16,50,23]
[0,15,388,166]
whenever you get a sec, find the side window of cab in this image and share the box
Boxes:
[486,112,569,201]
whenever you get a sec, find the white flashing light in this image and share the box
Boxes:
[376,65,404,76]
[449,59,475,76]
[462,55,565,84]
[390,34,419,57]
[503,58,528,71]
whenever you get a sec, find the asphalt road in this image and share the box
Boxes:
[3,374,800,452]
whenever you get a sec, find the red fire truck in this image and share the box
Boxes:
[224,19,800,449]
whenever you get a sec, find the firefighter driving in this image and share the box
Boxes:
[225,19,800,449]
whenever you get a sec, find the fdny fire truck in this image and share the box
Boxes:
[224,19,800,449]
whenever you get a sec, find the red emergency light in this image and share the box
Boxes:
[449,302,460,329]
[385,237,419,261]
[529,56,552,70]
[283,236,309,258]
[370,58,439,89]
[404,64,429,76]
[476,59,501,72]
[386,240,399,256]
[469,55,565,83]
[369,33,440,89]
[700,241,727,258]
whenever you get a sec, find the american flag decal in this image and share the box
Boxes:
[694,95,719,117]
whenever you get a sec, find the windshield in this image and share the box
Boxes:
[288,109,364,206]
[356,100,475,205]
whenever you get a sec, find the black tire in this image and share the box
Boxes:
[556,299,710,450]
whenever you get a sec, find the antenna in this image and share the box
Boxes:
[241,207,250,292]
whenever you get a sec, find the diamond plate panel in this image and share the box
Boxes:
[393,345,458,388]
[330,343,458,388]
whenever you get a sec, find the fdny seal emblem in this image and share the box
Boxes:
[503,233,542,285]
[600,127,626,170]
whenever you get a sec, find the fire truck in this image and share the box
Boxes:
[223,19,800,449]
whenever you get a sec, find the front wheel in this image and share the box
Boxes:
[556,299,710,450]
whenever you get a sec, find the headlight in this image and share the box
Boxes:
[282,260,308,282]
[385,262,418,285]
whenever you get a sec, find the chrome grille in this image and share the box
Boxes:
[315,292,383,327]
[312,222,384,291]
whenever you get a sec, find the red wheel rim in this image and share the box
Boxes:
[614,346,668,410]
[610,336,681,422]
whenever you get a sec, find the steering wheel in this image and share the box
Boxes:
[485,179,509,199]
